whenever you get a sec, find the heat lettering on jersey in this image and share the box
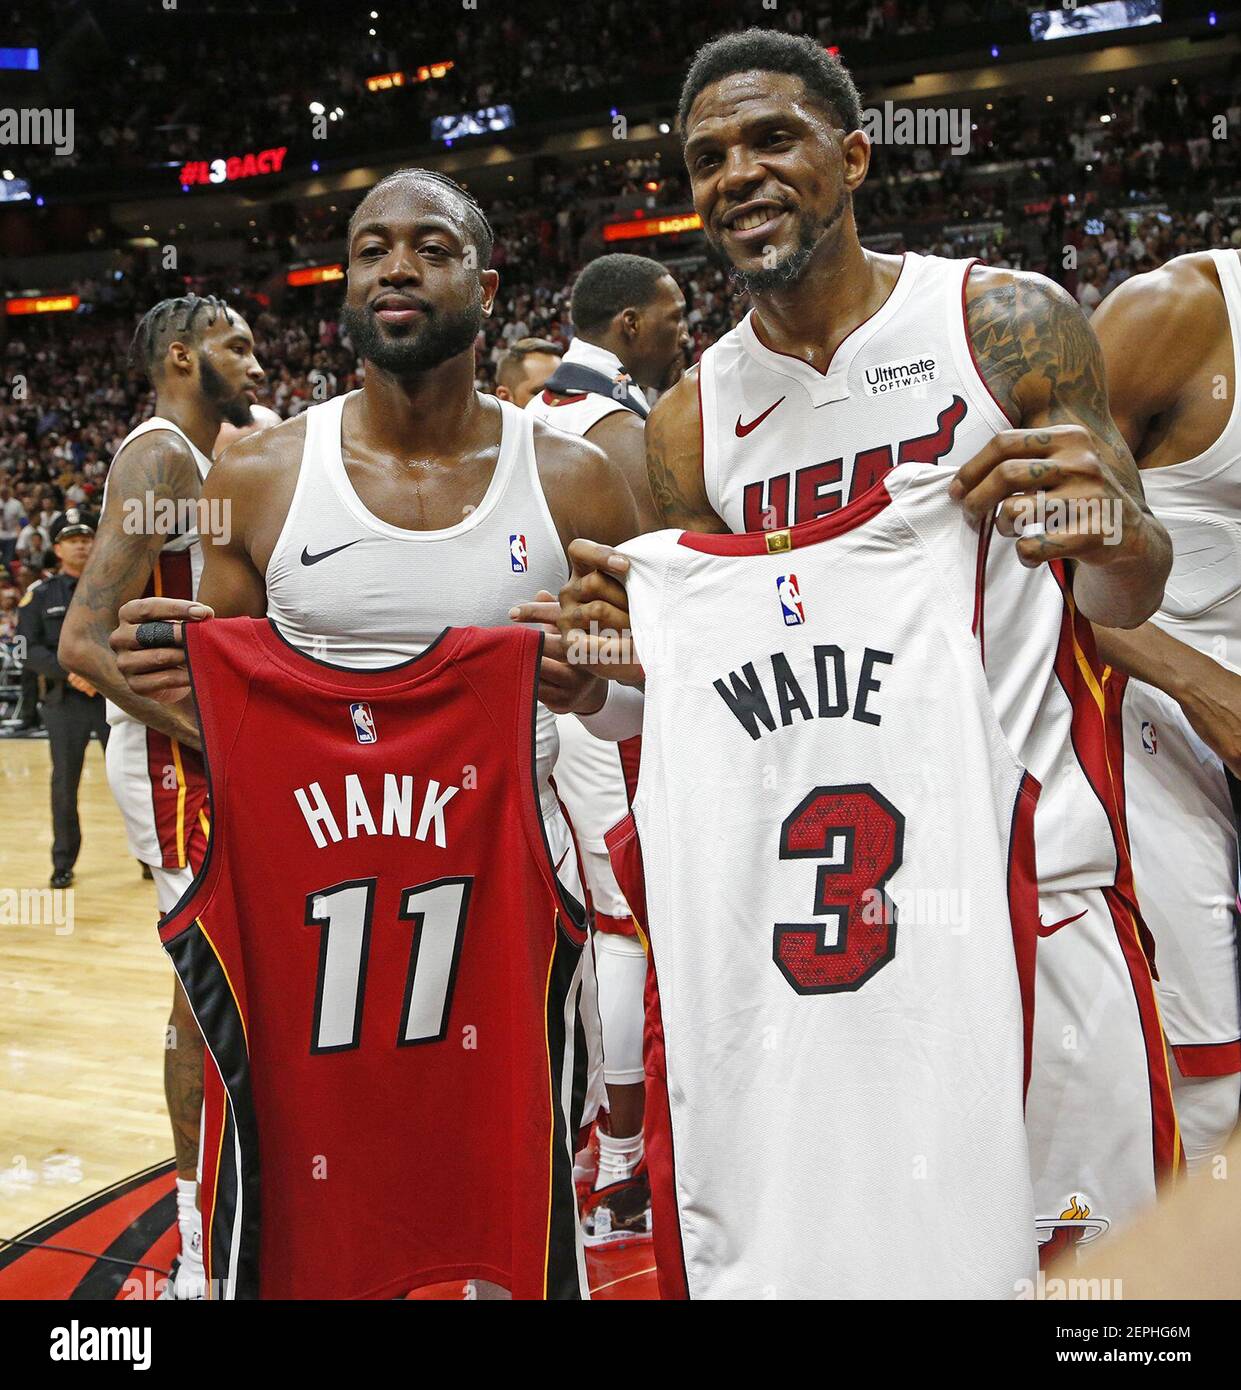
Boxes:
[292,772,460,849]
[740,396,968,530]
[713,645,894,741]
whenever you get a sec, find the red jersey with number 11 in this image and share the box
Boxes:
[159,618,589,1299]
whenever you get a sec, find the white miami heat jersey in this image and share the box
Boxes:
[615,465,1040,1300]
[700,251,1125,895]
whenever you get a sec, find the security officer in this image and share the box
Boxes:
[16,509,109,887]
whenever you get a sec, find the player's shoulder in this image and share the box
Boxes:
[213,409,306,484]
[530,411,610,478]
[963,261,1078,319]
[646,365,701,442]
[1092,251,1227,335]
[107,422,202,488]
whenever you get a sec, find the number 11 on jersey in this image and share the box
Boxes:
[305,876,473,1052]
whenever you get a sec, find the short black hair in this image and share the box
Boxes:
[496,336,563,391]
[678,28,864,137]
[570,254,671,338]
[129,294,237,382]
[348,168,495,269]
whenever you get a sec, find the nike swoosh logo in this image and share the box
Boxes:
[735,397,786,437]
[300,540,361,566]
[1037,908,1088,939]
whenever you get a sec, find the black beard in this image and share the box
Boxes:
[711,191,848,297]
[199,357,253,427]
[340,294,483,377]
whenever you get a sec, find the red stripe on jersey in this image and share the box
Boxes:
[618,735,641,806]
[1007,772,1041,1097]
[593,911,639,938]
[1101,886,1185,1177]
[961,259,1019,427]
[642,951,690,1299]
[679,469,894,554]
[1047,568,1181,1176]
[972,515,994,656]
[542,390,588,406]
[605,811,647,933]
[1171,1039,1241,1078]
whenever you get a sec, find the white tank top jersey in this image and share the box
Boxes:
[618,464,1040,1299]
[264,391,569,801]
[524,336,648,437]
[1141,248,1241,674]
[700,251,1124,894]
[102,417,213,728]
[526,344,644,905]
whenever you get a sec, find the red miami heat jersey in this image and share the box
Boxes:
[159,618,590,1299]
[609,465,1042,1299]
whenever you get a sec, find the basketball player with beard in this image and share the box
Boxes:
[108,169,639,1297]
[523,30,1178,1267]
[59,294,266,1298]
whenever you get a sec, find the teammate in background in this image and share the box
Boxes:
[105,168,643,1297]
[525,253,689,1241]
[526,29,1178,1261]
[530,253,688,533]
[59,294,266,1299]
[1090,249,1241,1170]
[495,337,564,408]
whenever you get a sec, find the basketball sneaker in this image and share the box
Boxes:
[581,1165,653,1247]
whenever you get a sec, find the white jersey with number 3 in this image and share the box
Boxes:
[617,465,1040,1299]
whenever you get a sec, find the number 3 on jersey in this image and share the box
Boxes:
[306,876,472,1052]
[775,785,905,994]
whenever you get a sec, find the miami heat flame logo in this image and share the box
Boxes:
[1035,1195,1110,1267]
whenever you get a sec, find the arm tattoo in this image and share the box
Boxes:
[966,271,1145,502]
[72,438,200,649]
[644,401,726,531]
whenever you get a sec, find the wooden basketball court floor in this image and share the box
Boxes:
[0,735,656,1298]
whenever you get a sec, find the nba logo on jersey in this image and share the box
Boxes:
[1141,720,1157,755]
[350,702,377,744]
[510,534,528,572]
[777,574,804,626]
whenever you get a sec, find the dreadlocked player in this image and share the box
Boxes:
[60,293,266,1299]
